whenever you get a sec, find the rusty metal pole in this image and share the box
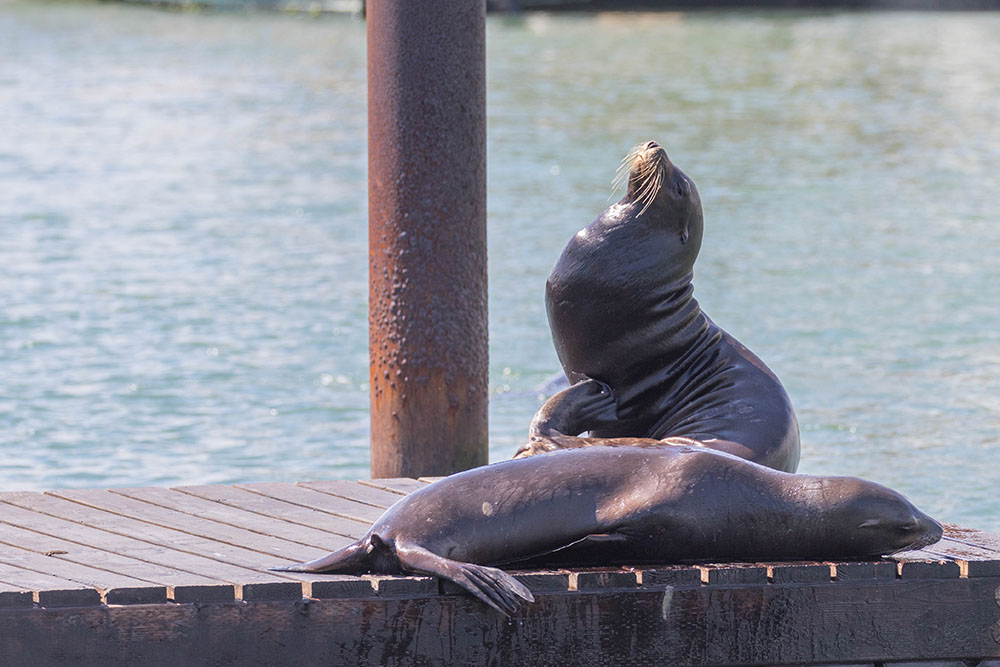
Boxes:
[367,0,488,478]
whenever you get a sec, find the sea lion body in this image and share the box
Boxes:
[276,445,942,615]
[528,142,799,471]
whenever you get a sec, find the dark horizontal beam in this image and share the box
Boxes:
[3,574,999,666]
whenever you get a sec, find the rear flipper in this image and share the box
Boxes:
[395,542,534,617]
[271,538,371,573]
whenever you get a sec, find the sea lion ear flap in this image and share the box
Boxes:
[680,226,689,244]
[675,178,689,198]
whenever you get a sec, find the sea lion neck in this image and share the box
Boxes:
[545,212,713,404]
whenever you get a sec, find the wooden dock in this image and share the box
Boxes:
[1,477,999,666]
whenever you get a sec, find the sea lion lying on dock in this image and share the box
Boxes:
[274,445,942,616]
[519,141,799,472]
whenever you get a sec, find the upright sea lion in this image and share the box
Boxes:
[275,445,942,616]
[519,141,800,472]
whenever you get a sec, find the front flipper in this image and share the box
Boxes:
[515,378,618,459]
[528,377,618,438]
[395,542,534,617]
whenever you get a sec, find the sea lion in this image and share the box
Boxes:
[274,445,942,616]
[518,141,800,472]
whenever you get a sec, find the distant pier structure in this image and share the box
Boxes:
[111,0,1000,12]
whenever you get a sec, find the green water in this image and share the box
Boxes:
[1,2,998,530]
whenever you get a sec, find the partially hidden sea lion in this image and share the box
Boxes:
[274,445,942,616]
[518,141,800,472]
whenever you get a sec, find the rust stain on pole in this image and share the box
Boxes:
[367,0,488,478]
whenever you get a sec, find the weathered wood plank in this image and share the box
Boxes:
[891,549,963,580]
[174,485,369,538]
[834,561,897,581]
[938,525,1000,560]
[697,563,769,585]
[112,486,350,549]
[1,492,313,575]
[235,483,386,523]
[0,535,165,605]
[637,565,703,587]
[898,560,963,579]
[0,580,32,603]
[572,568,638,591]
[891,547,954,562]
[0,590,33,609]
[357,477,430,495]
[0,507,233,586]
[362,574,437,596]
[0,562,91,593]
[0,563,98,608]
[941,523,1000,573]
[296,480,406,509]
[928,537,1000,564]
[2,576,998,666]
[0,500,294,588]
[508,569,572,593]
[309,575,377,600]
[49,488,330,561]
[0,505,359,603]
[943,524,1000,552]
[768,562,834,583]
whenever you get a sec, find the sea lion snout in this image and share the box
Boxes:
[886,506,943,552]
[618,140,674,216]
[632,141,668,171]
[816,477,943,557]
[883,511,942,553]
[904,512,944,551]
[641,140,664,157]
[850,491,943,555]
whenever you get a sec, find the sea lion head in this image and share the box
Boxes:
[811,476,943,558]
[616,140,703,258]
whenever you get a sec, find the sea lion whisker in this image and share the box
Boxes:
[635,167,662,216]
[648,169,665,211]
[612,155,635,196]
[613,141,659,200]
